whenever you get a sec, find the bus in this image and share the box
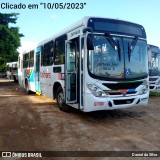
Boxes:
[6,61,18,82]
[18,16,149,112]
[148,44,160,92]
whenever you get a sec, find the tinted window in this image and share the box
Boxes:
[54,35,67,65]
[23,53,29,68]
[88,18,146,38]
[29,50,34,67]
[42,41,54,66]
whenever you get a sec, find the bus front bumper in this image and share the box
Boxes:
[82,93,149,112]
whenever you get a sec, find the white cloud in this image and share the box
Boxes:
[17,41,38,53]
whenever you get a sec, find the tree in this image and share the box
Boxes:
[0,12,24,71]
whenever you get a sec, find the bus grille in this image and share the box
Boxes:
[103,81,143,90]
[149,86,155,89]
[113,99,134,105]
[107,91,136,95]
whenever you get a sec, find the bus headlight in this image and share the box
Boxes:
[139,84,149,95]
[96,91,103,97]
[87,84,105,97]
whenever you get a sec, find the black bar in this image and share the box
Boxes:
[0,151,160,157]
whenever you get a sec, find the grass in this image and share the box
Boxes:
[149,91,160,96]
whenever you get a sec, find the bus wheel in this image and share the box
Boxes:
[25,80,30,95]
[56,86,70,112]
[13,75,17,83]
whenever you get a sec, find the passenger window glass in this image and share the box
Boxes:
[54,35,66,65]
[23,53,29,68]
[29,50,34,67]
[42,41,54,66]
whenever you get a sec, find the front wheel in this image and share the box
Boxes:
[56,86,70,112]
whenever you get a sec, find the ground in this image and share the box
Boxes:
[0,79,159,160]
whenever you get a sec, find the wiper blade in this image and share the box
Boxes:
[128,36,138,62]
[105,33,121,61]
[105,33,118,50]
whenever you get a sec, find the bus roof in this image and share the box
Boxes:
[38,16,146,46]
[148,44,160,54]
[148,44,160,48]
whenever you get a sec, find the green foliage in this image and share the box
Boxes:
[0,12,24,71]
[0,57,7,71]
[150,91,160,96]
[0,13,18,25]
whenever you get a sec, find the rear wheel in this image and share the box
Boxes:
[25,80,30,95]
[56,86,70,112]
[13,75,18,83]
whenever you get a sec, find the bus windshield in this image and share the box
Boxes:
[149,54,160,76]
[88,34,148,80]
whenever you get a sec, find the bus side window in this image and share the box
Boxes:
[23,53,29,68]
[29,50,34,67]
[42,41,54,66]
[54,35,67,65]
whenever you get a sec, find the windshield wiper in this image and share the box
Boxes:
[105,33,121,61]
[128,36,138,62]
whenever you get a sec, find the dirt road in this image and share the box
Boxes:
[0,79,159,160]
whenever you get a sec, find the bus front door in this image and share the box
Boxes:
[65,41,77,104]
[35,47,41,95]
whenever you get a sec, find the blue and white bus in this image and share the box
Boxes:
[18,16,149,112]
[148,44,160,92]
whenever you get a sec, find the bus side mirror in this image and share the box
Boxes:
[87,34,94,50]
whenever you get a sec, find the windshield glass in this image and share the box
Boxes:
[124,38,148,79]
[88,34,148,80]
[149,54,160,76]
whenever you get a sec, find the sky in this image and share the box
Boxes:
[1,0,160,53]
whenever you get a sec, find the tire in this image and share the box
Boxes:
[25,80,30,95]
[56,86,70,112]
[13,75,18,83]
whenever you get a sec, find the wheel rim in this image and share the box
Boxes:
[57,92,64,105]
